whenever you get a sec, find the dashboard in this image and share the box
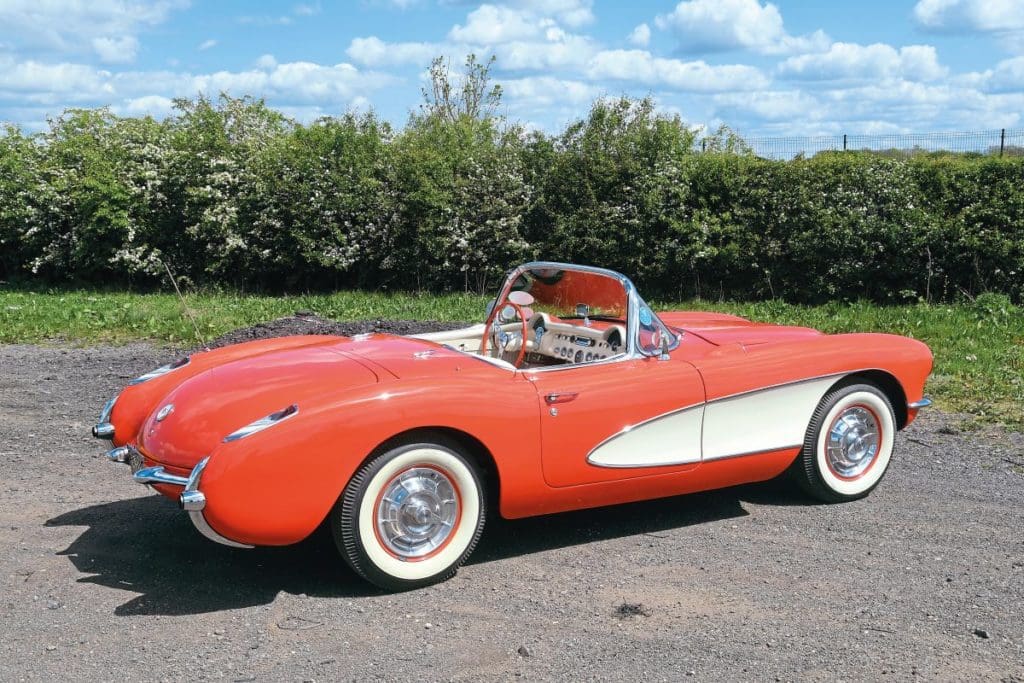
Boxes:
[530,314,625,365]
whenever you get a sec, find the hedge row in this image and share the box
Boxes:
[1,95,1022,303]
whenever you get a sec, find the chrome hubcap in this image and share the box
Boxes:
[376,467,459,559]
[826,405,881,479]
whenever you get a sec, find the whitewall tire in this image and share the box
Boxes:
[794,382,897,503]
[333,436,486,591]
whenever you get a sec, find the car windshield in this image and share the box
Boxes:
[509,267,627,320]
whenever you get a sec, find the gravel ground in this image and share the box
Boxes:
[1,324,1023,682]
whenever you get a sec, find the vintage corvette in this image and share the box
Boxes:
[92,262,933,590]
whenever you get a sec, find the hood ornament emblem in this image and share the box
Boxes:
[156,403,175,422]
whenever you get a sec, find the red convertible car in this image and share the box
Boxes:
[92,262,932,590]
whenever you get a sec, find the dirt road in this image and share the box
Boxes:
[1,339,1022,681]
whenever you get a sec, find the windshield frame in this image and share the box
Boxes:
[485,261,679,368]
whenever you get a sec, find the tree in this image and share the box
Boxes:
[420,54,503,123]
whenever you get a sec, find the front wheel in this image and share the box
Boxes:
[332,437,486,591]
[793,382,897,503]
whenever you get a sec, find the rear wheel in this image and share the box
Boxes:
[332,436,486,591]
[793,382,897,503]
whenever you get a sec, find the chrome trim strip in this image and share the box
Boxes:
[128,356,191,386]
[223,404,299,442]
[701,444,803,462]
[908,397,932,409]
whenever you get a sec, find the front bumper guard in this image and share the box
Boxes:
[92,397,118,440]
[132,456,253,549]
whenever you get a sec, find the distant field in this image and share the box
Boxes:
[1,289,1020,429]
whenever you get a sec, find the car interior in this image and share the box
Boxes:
[410,265,675,371]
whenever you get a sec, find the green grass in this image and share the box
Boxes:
[2,288,1021,429]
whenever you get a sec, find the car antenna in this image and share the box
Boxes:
[162,259,208,351]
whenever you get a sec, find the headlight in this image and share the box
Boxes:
[223,404,299,443]
[128,356,191,385]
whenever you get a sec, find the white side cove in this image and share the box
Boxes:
[587,374,845,468]
[701,375,842,460]
[587,405,704,468]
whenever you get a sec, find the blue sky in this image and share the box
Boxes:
[1,0,1022,136]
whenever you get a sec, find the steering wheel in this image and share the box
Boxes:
[480,301,530,368]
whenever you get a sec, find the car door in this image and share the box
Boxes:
[526,356,706,487]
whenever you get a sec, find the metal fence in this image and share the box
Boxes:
[698,128,1024,160]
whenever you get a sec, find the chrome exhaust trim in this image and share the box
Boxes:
[93,423,115,439]
[907,397,932,410]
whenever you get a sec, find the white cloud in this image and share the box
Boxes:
[0,0,187,61]
[500,76,602,106]
[628,23,651,47]
[914,0,1024,31]
[0,55,112,102]
[92,36,139,64]
[293,3,321,16]
[118,94,175,117]
[255,54,278,69]
[471,0,594,28]
[493,33,598,70]
[346,36,439,68]
[586,49,770,92]
[779,43,947,82]
[713,90,823,122]
[448,5,545,43]
[198,39,217,51]
[654,0,830,55]
[958,56,1024,92]
[0,53,393,126]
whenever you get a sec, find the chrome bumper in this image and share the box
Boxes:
[130,456,252,549]
[908,397,933,410]
[92,397,118,440]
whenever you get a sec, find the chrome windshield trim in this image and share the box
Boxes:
[908,397,932,409]
[486,261,678,369]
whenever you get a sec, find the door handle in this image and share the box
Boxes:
[544,392,579,405]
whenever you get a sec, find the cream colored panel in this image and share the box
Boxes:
[408,324,486,353]
[587,405,704,468]
[702,375,841,460]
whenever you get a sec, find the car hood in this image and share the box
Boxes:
[658,311,822,347]
[139,340,380,469]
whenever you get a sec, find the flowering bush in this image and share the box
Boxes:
[0,95,1021,303]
